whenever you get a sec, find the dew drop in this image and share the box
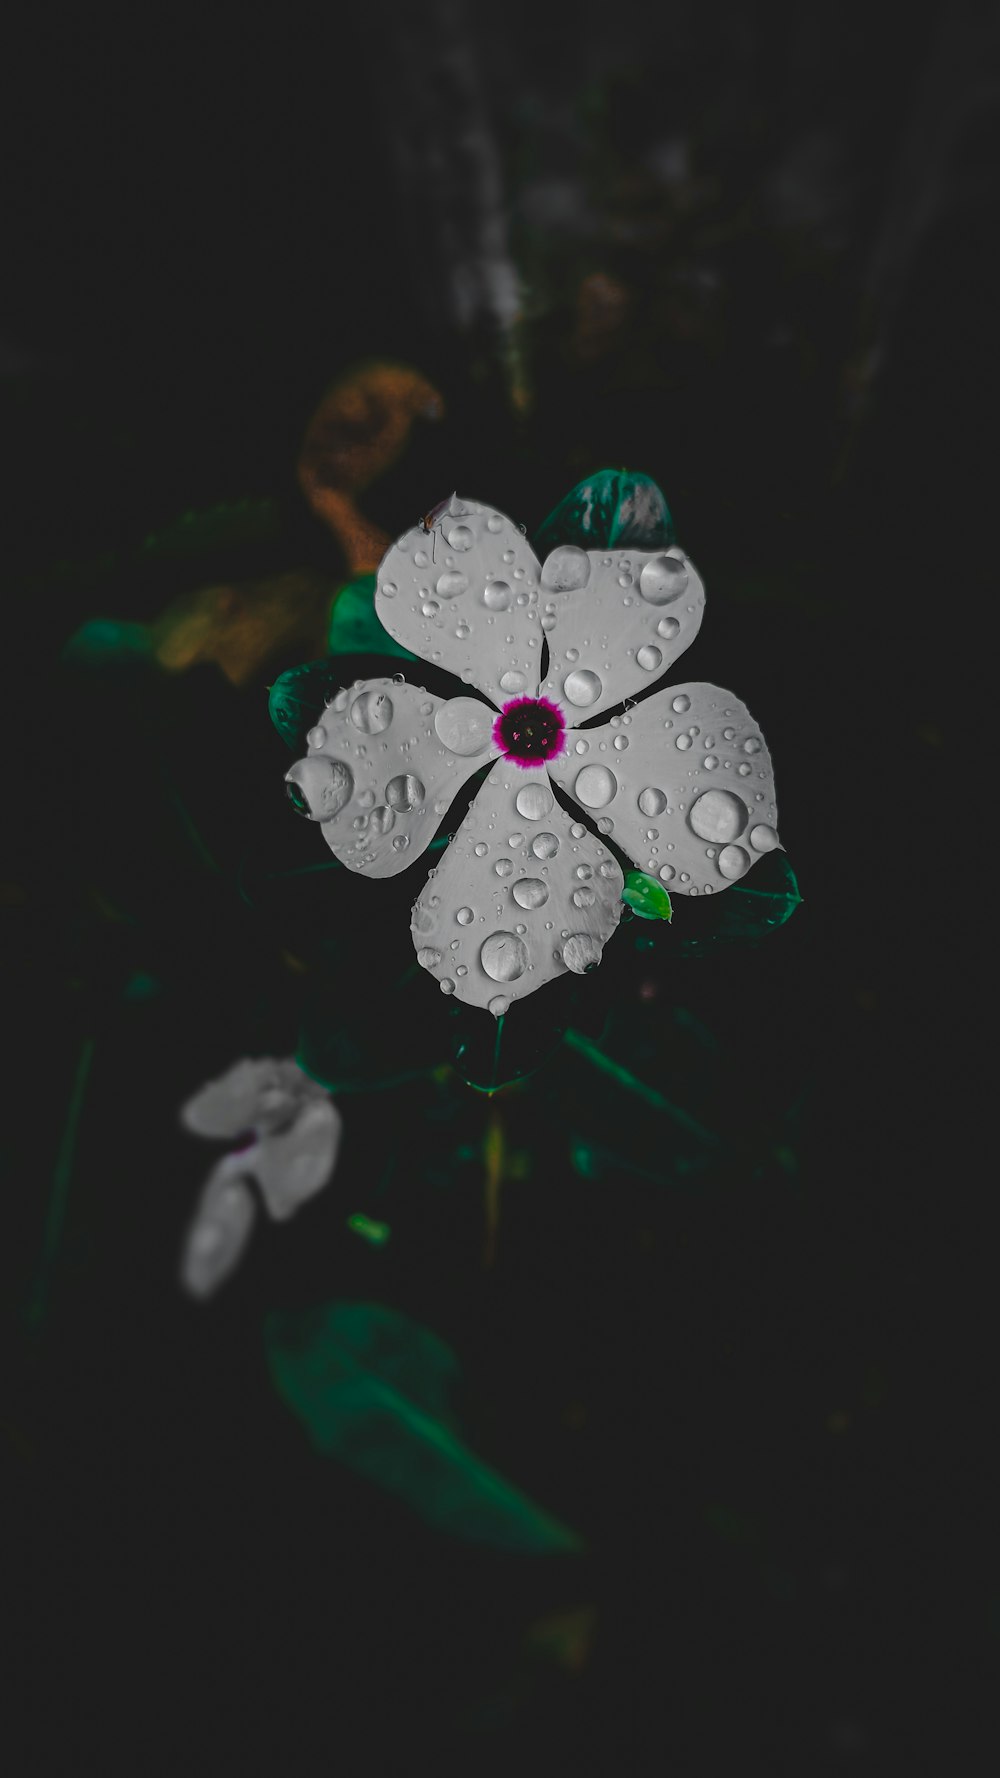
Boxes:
[369,805,395,835]
[512,878,549,909]
[306,725,327,749]
[531,832,560,859]
[417,947,441,969]
[676,734,692,751]
[350,690,393,733]
[639,554,688,605]
[481,931,528,982]
[743,736,762,755]
[689,789,748,843]
[718,845,750,879]
[499,669,527,695]
[474,842,488,857]
[750,824,780,851]
[541,546,590,591]
[597,816,614,834]
[638,787,667,818]
[447,525,474,552]
[385,772,425,812]
[575,739,589,754]
[637,644,662,672]
[703,755,718,770]
[657,616,681,641]
[421,599,440,617]
[563,933,602,974]
[439,978,455,994]
[284,756,354,821]
[672,695,691,714]
[456,907,474,925]
[436,570,469,600]
[574,765,617,809]
[482,580,512,611]
[488,994,509,1016]
[494,858,513,877]
[563,668,602,707]
[658,864,676,882]
[434,697,492,754]
[515,782,553,821]
[738,761,752,776]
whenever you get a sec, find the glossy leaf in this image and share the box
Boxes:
[621,871,674,921]
[268,659,344,751]
[327,575,417,664]
[265,1301,582,1552]
[678,851,802,957]
[533,468,675,557]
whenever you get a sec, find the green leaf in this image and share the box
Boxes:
[621,871,673,921]
[139,497,281,561]
[534,469,675,557]
[268,658,345,750]
[265,1300,582,1553]
[679,852,803,957]
[60,618,154,667]
[327,575,418,664]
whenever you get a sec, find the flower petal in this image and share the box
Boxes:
[180,1057,299,1140]
[410,760,624,1010]
[537,544,705,721]
[247,1098,343,1221]
[373,496,545,705]
[548,683,779,896]
[284,675,500,878]
[179,1158,257,1299]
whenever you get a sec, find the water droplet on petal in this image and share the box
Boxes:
[744,737,762,755]
[306,725,327,749]
[563,933,602,973]
[689,789,748,843]
[474,841,488,857]
[639,555,688,605]
[718,844,750,879]
[482,580,512,611]
[672,694,691,714]
[440,978,456,994]
[351,690,393,733]
[541,546,590,591]
[494,858,513,877]
[436,570,469,599]
[499,669,527,695]
[447,524,474,551]
[574,764,617,808]
[676,734,692,751]
[531,832,560,859]
[369,805,395,835]
[573,886,596,908]
[480,932,529,981]
[417,947,442,969]
[638,786,667,817]
[563,668,602,707]
[456,906,474,925]
[385,772,425,812]
[512,878,549,909]
[515,782,553,821]
[284,757,354,821]
[750,824,779,851]
[657,616,680,640]
[637,645,662,672]
[488,994,509,1015]
[434,697,493,755]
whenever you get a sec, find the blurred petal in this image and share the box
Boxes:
[180,1057,289,1139]
[374,496,545,705]
[179,1160,257,1299]
[548,684,779,897]
[537,544,705,721]
[249,1099,343,1221]
[150,570,333,687]
[284,674,499,879]
[410,761,624,1010]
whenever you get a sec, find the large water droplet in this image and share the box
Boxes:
[434,697,492,754]
[637,645,662,672]
[671,694,691,714]
[689,789,748,843]
[480,932,528,982]
[639,555,688,605]
[718,844,750,879]
[658,864,676,881]
[487,514,503,534]
[369,805,395,835]
[436,570,469,599]
[417,947,442,969]
[284,756,354,821]
[574,764,617,808]
[447,525,474,551]
[531,832,560,859]
[512,878,549,909]
[638,786,667,817]
[573,886,596,908]
[541,546,590,591]
[515,782,553,821]
[482,580,512,611]
[350,690,393,733]
[499,669,527,694]
[439,978,456,994]
[474,842,488,857]
[385,772,425,812]
[563,933,602,974]
[563,668,602,707]
[750,824,779,851]
[456,906,474,925]
[743,736,762,755]
[494,858,513,877]
[657,616,680,641]
[306,725,327,749]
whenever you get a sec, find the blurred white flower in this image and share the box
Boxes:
[179,1058,342,1299]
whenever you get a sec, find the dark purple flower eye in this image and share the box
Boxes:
[493,696,567,768]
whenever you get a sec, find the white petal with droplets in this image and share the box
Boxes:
[179,1157,257,1299]
[286,676,501,878]
[548,683,779,896]
[537,546,705,720]
[410,761,624,1009]
[373,497,544,705]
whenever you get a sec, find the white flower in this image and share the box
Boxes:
[283,496,779,1013]
[178,1058,342,1298]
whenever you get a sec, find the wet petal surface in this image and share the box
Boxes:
[537,545,705,721]
[284,675,500,878]
[248,1099,342,1221]
[549,682,779,896]
[179,1159,257,1299]
[410,761,624,1010]
[373,496,544,706]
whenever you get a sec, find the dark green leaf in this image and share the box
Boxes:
[679,851,802,958]
[265,1300,582,1552]
[139,498,281,561]
[534,468,675,557]
[328,575,418,664]
[268,659,345,751]
[61,618,154,668]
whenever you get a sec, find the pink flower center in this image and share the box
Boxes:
[493,696,566,768]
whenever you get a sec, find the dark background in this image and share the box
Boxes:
[1,3,991,1771]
